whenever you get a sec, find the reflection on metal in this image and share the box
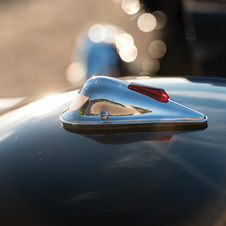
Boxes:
[99,110,109,120]
[60,76,208,132]
[87,100,144,116]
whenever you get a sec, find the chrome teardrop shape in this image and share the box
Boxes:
[60,76,208,133]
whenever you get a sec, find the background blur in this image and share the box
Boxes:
[1,0,226,101]
[0,0,158,98]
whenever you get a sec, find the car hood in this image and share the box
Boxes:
[0,76,226,225]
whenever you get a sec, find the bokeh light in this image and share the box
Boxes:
[142,57,160,74]
[88,24,106,43]
[115,33,134,49]
[153,11,168,29]
[104,25,120,44]
[71,23,139,81]
[137,13,156,32]
[75,32,87,50]
[66,62,86,85]
[119,44,138,62]
[149,40,167,59]
[116,33,134,50]
[121,0,140,15]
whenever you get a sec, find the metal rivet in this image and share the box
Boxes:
[99,110,109,120]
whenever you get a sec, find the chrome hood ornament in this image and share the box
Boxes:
[60,76,207,133]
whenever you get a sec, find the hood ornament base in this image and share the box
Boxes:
[60,76,208,133]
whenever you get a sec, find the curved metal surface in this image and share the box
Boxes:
[61,76,207,132]
[0,77,226,225]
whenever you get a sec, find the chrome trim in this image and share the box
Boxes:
[99,110,109,120]
[60,76,208,132]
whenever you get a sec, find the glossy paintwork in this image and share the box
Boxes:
[0,77,226,225]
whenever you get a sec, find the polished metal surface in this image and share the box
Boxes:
[61,76,207,132]
[99,110,109,120]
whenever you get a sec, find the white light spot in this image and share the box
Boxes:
[137,13,156,32]
[75,32,87,50]
[149,40,167,59]
[116,33,134,50]
[66,63,86,85]
[88,24,106,43]
[104,25,120,44]
[122,0,140,15]
[119,44,138,62]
